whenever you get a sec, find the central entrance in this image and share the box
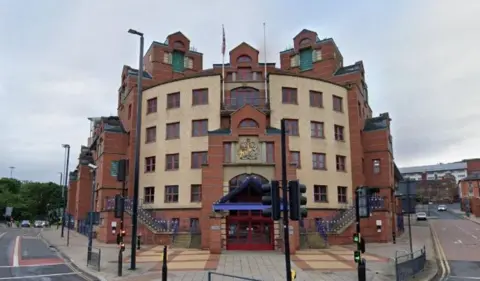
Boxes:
[225,174,274,251]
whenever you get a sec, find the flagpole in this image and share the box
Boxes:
[263,22,268,104]
[222,24,226,104]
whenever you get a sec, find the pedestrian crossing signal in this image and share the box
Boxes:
[354,250,361,262]
[120,243,125,252]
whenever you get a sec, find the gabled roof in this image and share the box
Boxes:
[230,42,259,54]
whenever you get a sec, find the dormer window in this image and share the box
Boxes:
[239,119,258,128]
[237,55,252,63]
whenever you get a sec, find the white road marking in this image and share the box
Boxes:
[449,276,480,280]
[454,239,463,244]
[472,234,478,239]
[0,272,79,280]
[0,233,5,239]
[0,262,64,268]
[12,236,19,267]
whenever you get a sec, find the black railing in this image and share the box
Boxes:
[395,246,427,281]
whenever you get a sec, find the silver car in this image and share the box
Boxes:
[416,212,427,221]
[437,205,447,211]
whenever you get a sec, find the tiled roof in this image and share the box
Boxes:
[399,162,467,174]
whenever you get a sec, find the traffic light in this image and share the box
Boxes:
[353,233,365,263]
[261,180,281,220]
[114,195,124,219]
[288,180,307,221]
[120,242,125,252]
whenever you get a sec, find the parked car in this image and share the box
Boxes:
[34,220,46,228]
[437,205,447,211]
[20,220,31,227]
[416,212,427,221]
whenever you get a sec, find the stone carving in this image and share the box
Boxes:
[237,138,259,160]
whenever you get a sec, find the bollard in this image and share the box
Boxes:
[392,232,396,244]
[161,245,167,281]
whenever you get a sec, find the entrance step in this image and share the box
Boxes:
[172,233,191,248]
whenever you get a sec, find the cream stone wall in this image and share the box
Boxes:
[139,75,222,209]
[269,74,353,209]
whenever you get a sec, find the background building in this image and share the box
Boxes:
[67,29,403,252]
[399,162,468,182]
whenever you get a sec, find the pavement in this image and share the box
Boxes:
[429,204,480,281]
[0,226,94,280]
[36,222,439,281]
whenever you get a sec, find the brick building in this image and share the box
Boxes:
[459,159,480,216]
[67,29,403,253]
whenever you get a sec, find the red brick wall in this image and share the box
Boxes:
[75,165,93,220]
[67,180,77,217]
[466,159,480,175]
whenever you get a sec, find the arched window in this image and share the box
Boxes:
[174,41,185,49]
[299,38,311,46]
[239,119,258,128]
[237,55,252,63]
[229,173,268,189]
[229,87,260,109]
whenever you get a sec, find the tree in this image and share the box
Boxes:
[0,178,63,221]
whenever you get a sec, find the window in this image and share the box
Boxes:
[312,153,326,170]
[373,159,381,174]
[237,55,252,63]
[314,185,327,203]
[172,51,185,72]
[190,185,202,202]
[311,122,324,138]
[164,185,179,203]
[239,119,258,128]
[166,122,180,140]
[237,68,252,81]
[147,98,157,114]
[282,87,298,104]
[336,155,346,172]
[145,156,156,172]
[333,95,343,112]
[266,142,275,163]
[309,91,323,107]
[290,55,299,67]
[285,119,299,136]
[184,57,193,69]
[334,125,344,141]
[337,186,348,203]
[163,52,172,64]
[290,151,301,168]
[299,48,313,71]
[191,151,208,168]
[165,154,179,170]
[192,119,208,137]
[192,89,208,105]
[224,142,232,163]
[146,126,157,143]
[144,186,155,204]
[167,92,180,109]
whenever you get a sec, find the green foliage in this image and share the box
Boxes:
[0,178,64,222]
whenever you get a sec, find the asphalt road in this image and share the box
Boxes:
[0,227,92,281]
[430,204,480,281]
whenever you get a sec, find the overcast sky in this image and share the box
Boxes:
[1,0,479,182]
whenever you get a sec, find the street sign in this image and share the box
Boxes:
[357,188,370,218]
[4,207,13,217]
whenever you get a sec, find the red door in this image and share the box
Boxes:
[226,216,274,250]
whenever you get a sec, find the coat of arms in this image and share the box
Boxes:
[237,138,259,160]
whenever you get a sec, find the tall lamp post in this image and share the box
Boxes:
[86,161,97,261]
[127,28,144,270]
[61,144,71,238]
[9,166,15,178]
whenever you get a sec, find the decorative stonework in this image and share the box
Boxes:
[237,138,259,160]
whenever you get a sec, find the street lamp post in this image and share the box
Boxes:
[9,166,15,178]
[87,164,98,261]
[61,144,71,238]
[127,28,144,270]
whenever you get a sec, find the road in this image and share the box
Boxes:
[430,204,480,281]
[0,227,93,281]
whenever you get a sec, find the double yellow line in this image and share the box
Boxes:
[430,223,450,280]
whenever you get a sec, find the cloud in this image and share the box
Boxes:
[1,0,479,181]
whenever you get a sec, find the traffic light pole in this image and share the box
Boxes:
[118,180,126,277]
[280,119,293,281]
